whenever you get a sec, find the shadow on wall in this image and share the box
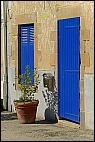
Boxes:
[1,99,3,111]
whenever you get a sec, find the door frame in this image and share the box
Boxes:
[13,14,38,90]
[56,16,85,129]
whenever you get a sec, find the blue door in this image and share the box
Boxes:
[58,17,80,123]
[18,24,34,84]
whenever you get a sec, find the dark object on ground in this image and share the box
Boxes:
[45,108,58,123]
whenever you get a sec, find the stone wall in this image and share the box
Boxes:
[8,1,94,80]
[9,1,57,71]
[6,1,94,129]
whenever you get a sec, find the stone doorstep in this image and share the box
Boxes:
[56,120,80,129]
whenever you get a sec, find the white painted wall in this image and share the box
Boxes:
[36,70,54,119]
[1,1,3,20]
[84,74,94,130]
[1,1,4,100]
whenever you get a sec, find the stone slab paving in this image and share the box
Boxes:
[1,111,94,141]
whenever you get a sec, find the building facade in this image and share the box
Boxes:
[1,1,94,130]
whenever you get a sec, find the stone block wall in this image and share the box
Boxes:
[6,1,94,129]
[8,1,94,78]
[9,1,57,71]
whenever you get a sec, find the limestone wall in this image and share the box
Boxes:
[8,1,94,74]
[6,1,94,129]
[9,1,56,71]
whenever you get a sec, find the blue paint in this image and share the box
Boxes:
[58,17,80,123]
[18,24,34,84]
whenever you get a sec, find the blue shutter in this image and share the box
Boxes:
[58,17,80,123]
[18,24,34,84]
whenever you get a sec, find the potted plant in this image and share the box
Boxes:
[14,66,40,124]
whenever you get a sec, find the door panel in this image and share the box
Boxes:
[58,17,80,123]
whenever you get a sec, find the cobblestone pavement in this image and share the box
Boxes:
[1,111,94,141]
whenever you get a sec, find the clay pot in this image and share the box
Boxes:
[15,100,39,124]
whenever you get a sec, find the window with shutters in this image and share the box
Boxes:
[18,24,34,83]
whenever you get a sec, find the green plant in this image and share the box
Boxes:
[14,66,40,103]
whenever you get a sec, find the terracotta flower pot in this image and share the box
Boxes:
[15,100,39,124]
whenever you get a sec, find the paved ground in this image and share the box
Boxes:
[1,111,94,141]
